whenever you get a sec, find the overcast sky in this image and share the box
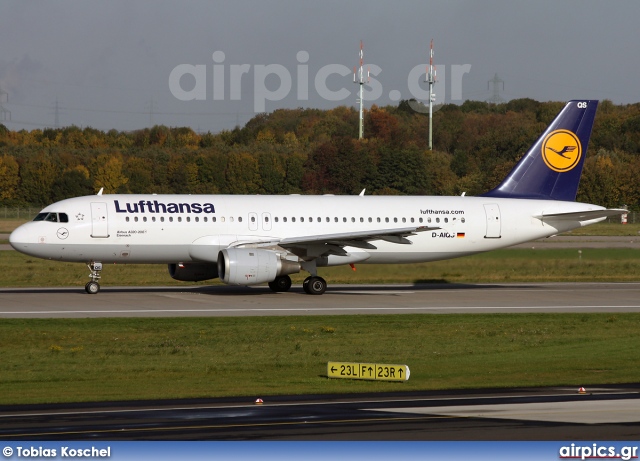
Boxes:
[1,0,638,133]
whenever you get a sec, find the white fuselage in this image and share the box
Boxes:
[9,194,605,265]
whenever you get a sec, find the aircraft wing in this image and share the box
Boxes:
[231,226,438,256]
[535,209,627,222]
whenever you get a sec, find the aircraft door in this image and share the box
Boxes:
[248,212,258,231]
[90,202,110,238]
[483,203,501,238]
[262,212,272,231]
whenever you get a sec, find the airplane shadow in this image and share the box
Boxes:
[0,282,541,297]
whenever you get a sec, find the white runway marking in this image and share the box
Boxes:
[371,399,640,424]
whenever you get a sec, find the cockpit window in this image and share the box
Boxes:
[33,212,65,223]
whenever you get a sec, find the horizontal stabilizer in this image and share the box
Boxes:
[535,209,627,222]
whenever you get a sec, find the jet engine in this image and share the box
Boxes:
[217,248,300,285]
[168,262,218,282]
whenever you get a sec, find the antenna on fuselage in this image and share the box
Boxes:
[97,188,104,196]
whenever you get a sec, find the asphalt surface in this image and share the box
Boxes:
[2,282,640,317]
[1,386,639,440]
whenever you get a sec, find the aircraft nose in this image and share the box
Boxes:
[9,224,34,251]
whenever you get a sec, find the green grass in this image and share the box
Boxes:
[2,249,640,288]
[564,222,640,236]
[0,218,27,234]
[0,314,638,405]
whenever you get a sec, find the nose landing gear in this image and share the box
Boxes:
[85,262,102,294]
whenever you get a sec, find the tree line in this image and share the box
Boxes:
[1,98,639,210]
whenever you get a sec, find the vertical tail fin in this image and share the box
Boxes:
[483,100,598,201]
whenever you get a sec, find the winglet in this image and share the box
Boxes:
[483,100,598,201]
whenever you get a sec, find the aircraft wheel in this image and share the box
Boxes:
[85,281,100,294]
[304,276,326,295]
[268,275,292,292]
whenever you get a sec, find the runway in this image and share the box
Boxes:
[1,282,640,317]
[1,385,639,440]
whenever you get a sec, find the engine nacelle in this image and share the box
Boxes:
[217,248,300,286]
[168,263,218,282]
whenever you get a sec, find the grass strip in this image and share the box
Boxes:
[0,314,638,405]
[2,249,640,287]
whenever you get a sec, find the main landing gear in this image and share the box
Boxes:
[267,274,327,295]
[85,262,102,294]
[302,276,327,295]
[268,275,292,292]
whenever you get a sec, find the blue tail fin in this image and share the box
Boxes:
[483,100,598,201]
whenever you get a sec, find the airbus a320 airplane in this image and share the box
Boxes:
[10,100,625,295]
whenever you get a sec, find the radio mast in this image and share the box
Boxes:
[353,40,369,139]
[425,39,437,150]
[0,86,10,122]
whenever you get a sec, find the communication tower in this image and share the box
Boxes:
[487,73,505,104]
[353,40,369,139]
[425,39,437,150]
[0,87,11,122]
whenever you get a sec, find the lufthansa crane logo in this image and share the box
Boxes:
[541,129,582,173]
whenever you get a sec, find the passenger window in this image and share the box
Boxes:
[300,217,304,222]
[143,217,147,222]
[178,217,182,222]
[238,217,242,222]
[351,217,355,223]
[152,217,156,222]
[377,218,381,223]
[161,217,165,222]
[411,217,414,223]
[419,217,423,223]
[169,217,174,222]
[126,217,130,222]
[427,217,432,223]
[343,217,347,223]
[275,217,279,222]
[385,218,389,223]
[134,217,139,222]
[186,217,190,222]
[283,217,288,222]
[444,217,448,223]
[334,217,338,222]
[461,217,466,223]
[394,218,398,223]
[436,218,440,223]
[326,217,330,222]
[402,217,406,223]
[265,217,269,222]
[292,217,296,222]
[213,217,217,223]
[195,217,199,222]
[203,217,207,222]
